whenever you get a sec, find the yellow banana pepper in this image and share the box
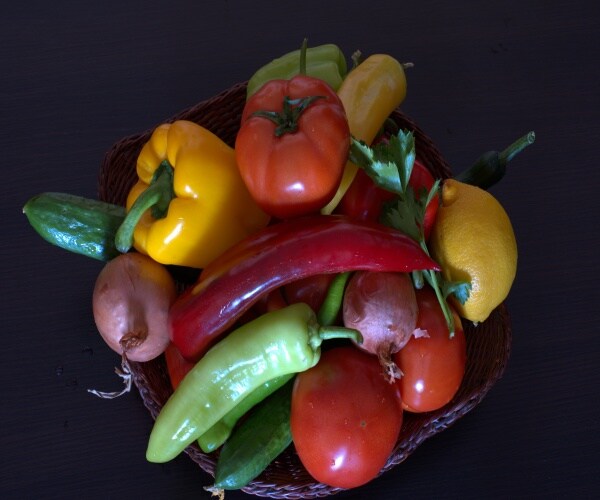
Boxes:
[321,54,408,214]
[115,120,270,268]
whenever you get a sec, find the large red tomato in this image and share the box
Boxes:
[394,286,466,413]
[235,75,350,219]
[291,346,403,488]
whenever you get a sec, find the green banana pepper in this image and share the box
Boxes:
[246,42,347,98]
[146,302,361,463]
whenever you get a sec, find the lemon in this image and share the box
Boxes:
[429,179,517,323]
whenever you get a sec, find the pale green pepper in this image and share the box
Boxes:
[246,42,347,98]
[146,303,361,463]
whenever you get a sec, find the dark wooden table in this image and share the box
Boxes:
[3,1,598,498]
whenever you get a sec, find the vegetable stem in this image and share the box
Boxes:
[299,38,308,75]
[317,272,351,326]
[499,131,536,164]
[252,95,325,137]
[318,326,363,344]
[115,161,174,253]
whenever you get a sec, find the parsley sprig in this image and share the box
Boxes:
[349,130,470,337]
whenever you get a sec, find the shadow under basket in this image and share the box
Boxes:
[98,82,512,498]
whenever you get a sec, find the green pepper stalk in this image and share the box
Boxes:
[146,303,361,463]
[317,271,352,326]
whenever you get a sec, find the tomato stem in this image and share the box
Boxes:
[252,95,325,137]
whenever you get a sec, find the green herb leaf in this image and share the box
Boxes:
[380,188,422,242]
[349,129,416,195]
[349,138,404,194]
[387,130,416,190]
[442,280,471,305]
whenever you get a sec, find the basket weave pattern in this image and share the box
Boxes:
[98,82,512,498]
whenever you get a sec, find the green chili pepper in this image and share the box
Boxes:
[146,302,361,463]
[246,41,347,98]
[455,131,536,189]
[197,373,293,453]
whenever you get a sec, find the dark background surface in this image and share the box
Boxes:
[2,1,599,499]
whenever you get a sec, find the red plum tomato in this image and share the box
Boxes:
[394,287,466,413]
[291,346,403,488]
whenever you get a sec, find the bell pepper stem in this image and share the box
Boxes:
[499,131,536,165]
[115,161,175,253]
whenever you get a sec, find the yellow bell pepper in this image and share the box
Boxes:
[115,120,270,268]
[321,54,408,214]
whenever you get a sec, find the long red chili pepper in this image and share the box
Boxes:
[170,214,440,361]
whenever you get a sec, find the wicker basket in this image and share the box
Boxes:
[98,82,512,498]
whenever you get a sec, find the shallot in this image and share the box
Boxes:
[343,271,421,381]
[92,252,177,362]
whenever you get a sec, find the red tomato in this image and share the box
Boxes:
[235,75,350,219]
[291,347,403,489]
[163,342,195,390]
[394,287,466,413]
[338,158,439,240]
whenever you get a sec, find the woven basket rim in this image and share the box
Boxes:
[98,81,512,499]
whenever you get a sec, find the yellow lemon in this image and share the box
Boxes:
[429,179,517,323]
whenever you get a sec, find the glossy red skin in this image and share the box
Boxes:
[410,160,439,240]
[235,75,350,219]
[163,343,194,390]
[169,215,440,362]
[337,168,396,221]
[394,287,467,413]
[291,347,404,489]
[338,159,439,240]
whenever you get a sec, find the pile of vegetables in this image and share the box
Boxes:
[23,40,535,492]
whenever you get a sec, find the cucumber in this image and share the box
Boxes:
[198,373,294,453]
[213,379,294,490]
[23,192,126,261]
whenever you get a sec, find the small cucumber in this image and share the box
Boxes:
[23,192,126,261]
[213,379,294,490]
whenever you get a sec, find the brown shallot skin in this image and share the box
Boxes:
[343,271,418,381]
[92,253,177,362]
